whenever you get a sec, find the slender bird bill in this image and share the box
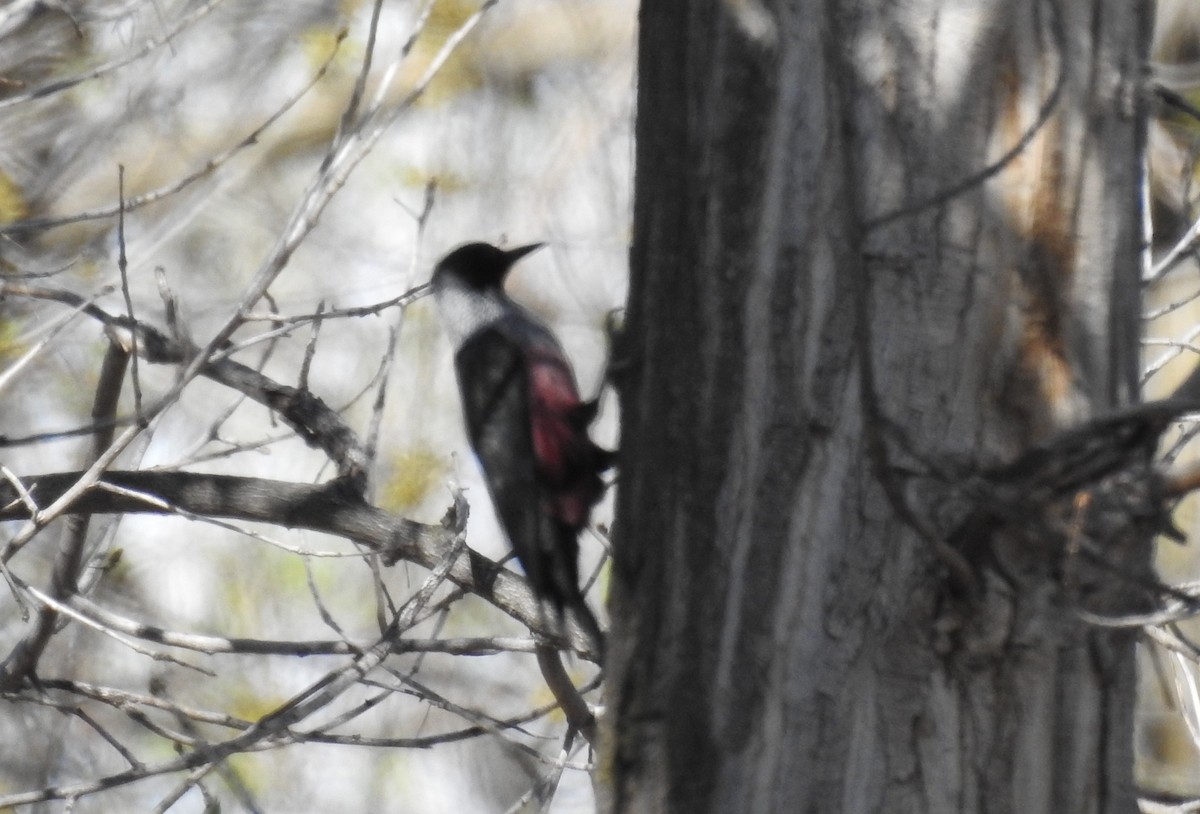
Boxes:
[504,243,545,263]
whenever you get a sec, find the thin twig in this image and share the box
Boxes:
[0,0,230,112]
[0,28,348,236]
[0,340,131,688]
[535,646,598,745]
[0,470,603,659]
[863,0,1066,230]
[116,166,144,422]
[297,301,326,391]
[0,290,109,399]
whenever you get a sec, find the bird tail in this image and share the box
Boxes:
[538,518,606,660]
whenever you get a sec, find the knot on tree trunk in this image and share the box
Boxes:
[944,400,1198,618]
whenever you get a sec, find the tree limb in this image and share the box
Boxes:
[0,470,602,661]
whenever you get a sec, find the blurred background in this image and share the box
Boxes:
[0,0,632,810]
[1144,0,1200,797]
[11,0,1200,810]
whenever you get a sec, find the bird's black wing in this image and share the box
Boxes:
[454,327,552,602]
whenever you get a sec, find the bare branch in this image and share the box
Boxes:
[0,470,602,660]
[0,0,230,112]
[0,28,348,238]
[115,166,144,422]
[535,646,598,746]
[0,340,131,688]
[0,282,371,486]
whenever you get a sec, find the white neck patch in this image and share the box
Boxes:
[432,278,507,349]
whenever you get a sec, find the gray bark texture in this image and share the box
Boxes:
[603,1,1153,812]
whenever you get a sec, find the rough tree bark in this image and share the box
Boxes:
[605,2,1151,812]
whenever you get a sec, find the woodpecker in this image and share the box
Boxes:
[431,242,610,652]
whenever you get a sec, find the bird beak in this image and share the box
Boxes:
[504,243,545,265]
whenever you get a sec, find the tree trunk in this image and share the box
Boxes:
[604,2,1152,812]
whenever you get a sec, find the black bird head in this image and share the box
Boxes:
[430,241,547,349]
[432,242,544,291]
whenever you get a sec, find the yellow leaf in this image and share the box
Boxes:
[406,0,485,104]
[379,446,447,511]
[0,321,26,363]
[0,171,29,224]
